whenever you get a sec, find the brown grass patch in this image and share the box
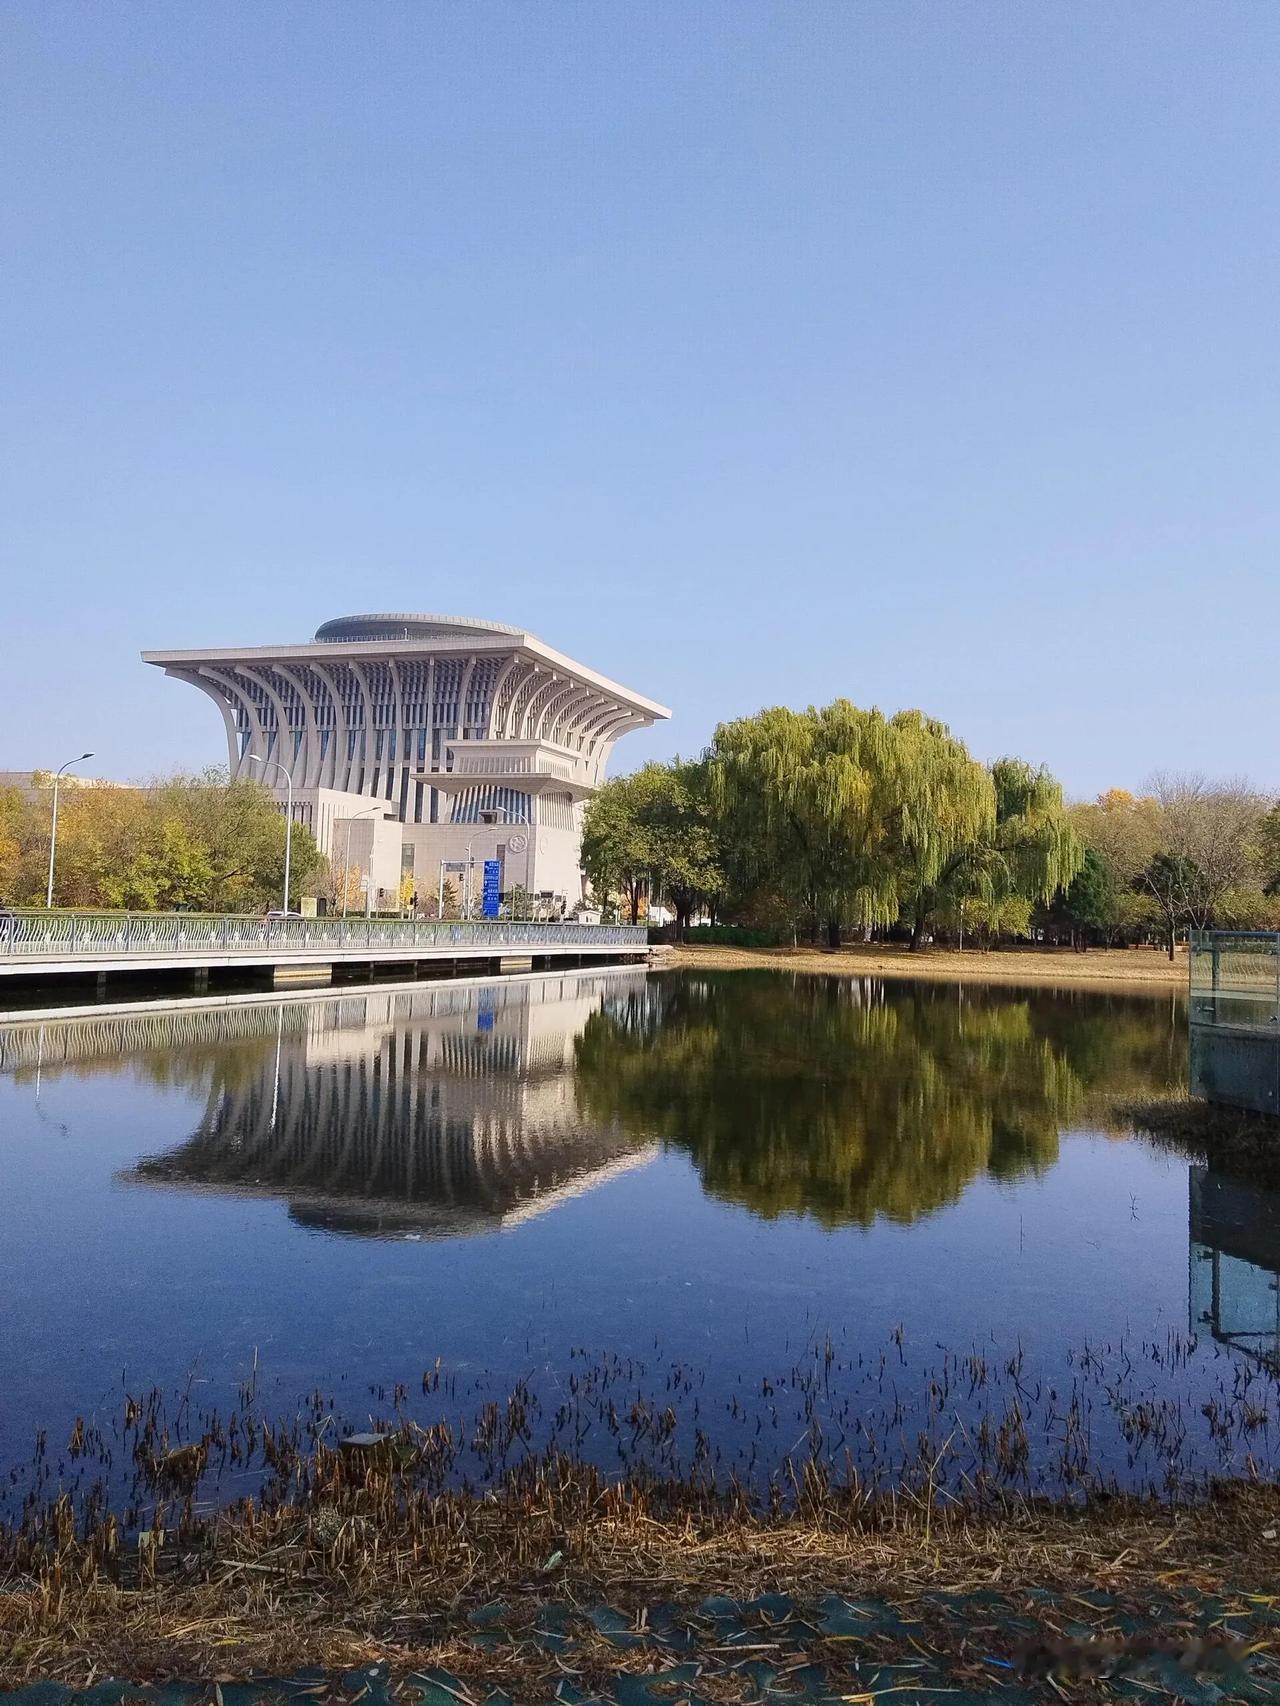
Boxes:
[1123,1092,1280,1180]
[2,1454,1278,1689]
[658,943,1184,991]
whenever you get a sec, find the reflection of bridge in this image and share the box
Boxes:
[1189,1166,1280,1365]
[0,999,298,1075]
[0,911,648,992]
[101,967,656,1238]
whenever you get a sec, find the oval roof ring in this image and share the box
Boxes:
[314,613,526,644]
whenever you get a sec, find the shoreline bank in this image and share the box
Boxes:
[657,941,1186,990]
[2,1467,1276,1693]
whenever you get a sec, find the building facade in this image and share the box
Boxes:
[143,613,670,911]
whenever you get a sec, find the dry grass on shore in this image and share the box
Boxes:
[658,942,1185,990]
[2,1457,1279,1690]
[1123,1093,1280,1180]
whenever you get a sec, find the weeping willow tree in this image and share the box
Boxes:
[710,701,996,947]
[903,757,1083,949]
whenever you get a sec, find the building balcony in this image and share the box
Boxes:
[416,740,597,802]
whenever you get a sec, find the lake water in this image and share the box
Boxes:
[2,963,1279,1512]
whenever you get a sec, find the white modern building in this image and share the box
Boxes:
[143,613,670,912]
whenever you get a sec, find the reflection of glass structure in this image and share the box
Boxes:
[1189,1165,1280,1365]
[1189,931,1280,1115]
[55,970,657,1239]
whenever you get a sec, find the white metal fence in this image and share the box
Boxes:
[0,911,647,961]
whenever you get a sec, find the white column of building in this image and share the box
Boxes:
[548,685,605,749]
[240,665,299,787]
[421,654,436,822]
[584,707,645,781]
[348,660,377,797]
[450,655,480,821]
[167,668,242,775]
[576,701,626,765]
[534,679,583,742]
[311,659,350,792]
[560,690,614,754]
[520,672,563,739]
[204,667,271,776]
[502,663,543,739]
[273,663,325,791]
[485,655,523,740]
[388,656,406,815]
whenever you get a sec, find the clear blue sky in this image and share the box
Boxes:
[3,3,1277,796]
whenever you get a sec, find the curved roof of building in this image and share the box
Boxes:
[314,613,525,644]
[145,612,672,721]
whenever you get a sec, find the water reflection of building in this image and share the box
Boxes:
[1189,1166,1280,1365]
[0,970,653,1240]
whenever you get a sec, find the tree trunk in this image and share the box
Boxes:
[1167,924,1176,962]
[909,909,928,951]
[826,917,841,950]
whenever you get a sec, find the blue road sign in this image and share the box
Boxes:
[482,859,502,918]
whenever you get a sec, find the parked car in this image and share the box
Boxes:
[263,909,303,920]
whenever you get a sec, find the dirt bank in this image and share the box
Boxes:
[656,941,1186,990]
[2,1468,1277,1693]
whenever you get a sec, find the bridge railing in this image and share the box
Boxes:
[0,911,648,960]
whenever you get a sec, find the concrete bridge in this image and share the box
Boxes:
[0,910,649,993]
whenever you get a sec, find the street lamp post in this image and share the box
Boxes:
[466,805,531,919]
[247,755,294,915]
[341,808,378,918]
[463,829,480,921]
[407,774,532,918]
[45,752,94,909]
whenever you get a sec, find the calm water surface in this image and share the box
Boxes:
[2,965,1278,1503]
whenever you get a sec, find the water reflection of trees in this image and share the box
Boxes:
[573,973,1186,1228]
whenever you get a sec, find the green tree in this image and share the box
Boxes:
[583,760,726,933]
[1141,851,1207,961]
[152,771,322,911]
[581,770,654,923]
[1069,789,1164,889]
[919,761,1082,949]
[154,818,217,910]
[712,702,986,949]
[10,769,323,913]
[641,759,724,937]
[893,719,997,948]
[1054,846,1116,948]
[710,703,1076,951]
